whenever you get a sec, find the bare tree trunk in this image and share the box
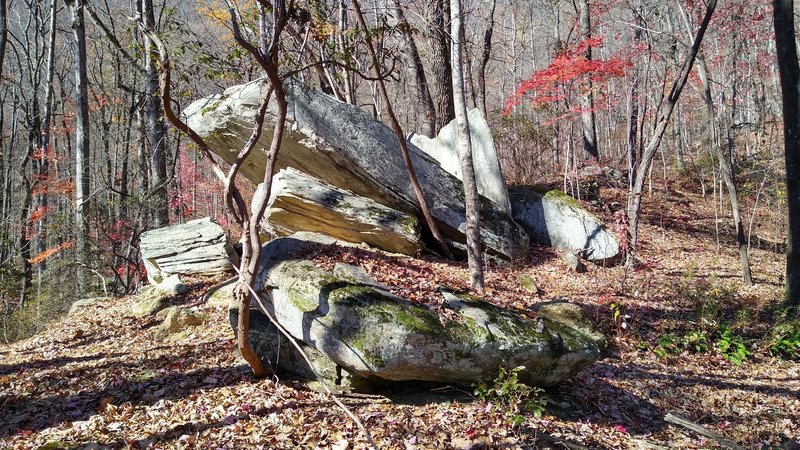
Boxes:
[0,0,6,78]
[35,0,57,275]
[142,0,169,227]
[393,0,436,137]
[695,56,753,285]
[0,0,8,268]
[774,0,800,307]
[67,0,91,293]
[337,0,356,105]
[429,0,454,132]
[451,0,484,290]
[626,0,716,268]
[351,0,453,260]
[18,140,33,306]
[477,0,496,117]
[578,0,598,160]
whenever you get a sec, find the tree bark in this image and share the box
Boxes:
[142,0,169,227]
[626,0,716,268]
[393,0,436,137]
[429,0,455,132]
[695,56,753,286]
[0,0,6,79]
[578,0,598,160]
[35,0,57,275]
[774,0,800,306]
[351,0,453,260]
[67,0,91,293]
[477,0,496,117]
[450,0,484,290]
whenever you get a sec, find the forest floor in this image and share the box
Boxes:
[1,180,799,449]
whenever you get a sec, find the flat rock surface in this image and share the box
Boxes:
[183,80,529,260]
[263,168,422,256]
[139,217,238,284]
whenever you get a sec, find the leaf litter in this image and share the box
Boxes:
[1,186,798,449]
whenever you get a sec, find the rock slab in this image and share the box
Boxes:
[139,217,239,284]
[232,234,606,387]
[183,80,529,261]
[410,108,512,214]
[263,168,422,256]
[509,186,620,263]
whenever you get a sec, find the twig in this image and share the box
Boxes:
[228,261,379,449]
[664,412,743,450]
[74,262,108,297]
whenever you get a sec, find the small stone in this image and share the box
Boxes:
[516,274,539,295]
[155,307,206,338]
[562,252,586,273]
[206,281,238,309]
[130,287,167,317]
[158,274,189,296]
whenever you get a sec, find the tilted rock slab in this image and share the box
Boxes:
[409,108,512,214]
[263,168,422,256]
[183,79,529,261]
[509,186,620,263]
[234,235,606,387]
[139,217,239,284]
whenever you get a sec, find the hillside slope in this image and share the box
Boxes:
[1,187,798,449]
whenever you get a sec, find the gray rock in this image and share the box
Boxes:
[183,79,529,261]
[230,307,365,388]
[509,186,620,263]
[333,263,390,291]
[233,235,606,387]
[206,279,238,309]
[131,275,189,317]
[139,217,239,284]
[409,108,512,214]
[155,307,207,339]
[130,286,168,317]
[159,274,189,295]
[263,168,422,256]
[561,252,586,273]
[516,274,539,295]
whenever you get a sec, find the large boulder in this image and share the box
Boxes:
[230,308,365,388]
[139,217,239,284]
[263,168,422,256]
[183,79,529,261]
[509,186,620,263]
[232,234,605,387]
[409,108,512,214]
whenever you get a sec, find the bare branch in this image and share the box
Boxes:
[85,2,146,75]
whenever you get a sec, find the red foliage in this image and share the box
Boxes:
[31,178,74,196]
[28,206,49,224]
[504,37,631,119]
[28,240,74,265]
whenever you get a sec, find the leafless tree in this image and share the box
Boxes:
[451,0,484,290]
